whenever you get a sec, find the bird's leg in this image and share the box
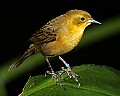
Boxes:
[58,56,80,88]
[45,57,62,86]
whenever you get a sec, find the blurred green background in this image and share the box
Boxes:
[1,0,120,96]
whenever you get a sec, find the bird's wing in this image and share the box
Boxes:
[29,15,65,45]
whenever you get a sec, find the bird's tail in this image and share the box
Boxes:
[8,44,36,71]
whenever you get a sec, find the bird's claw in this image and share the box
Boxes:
[46,67,80,88]
[61,67,80,88]
[46,70,62,86]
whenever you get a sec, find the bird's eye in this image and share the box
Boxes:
[80,17,85,21]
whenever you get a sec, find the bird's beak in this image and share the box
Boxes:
[87,18,101,24]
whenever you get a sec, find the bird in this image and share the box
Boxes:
[8,9,101,87]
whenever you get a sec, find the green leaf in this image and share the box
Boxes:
[20,64,120,96]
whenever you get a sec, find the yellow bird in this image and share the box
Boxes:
[8,9,101,87]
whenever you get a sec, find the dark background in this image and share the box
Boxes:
[2,0,120,96]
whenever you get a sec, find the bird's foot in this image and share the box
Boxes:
[45,67,80,88]
[46,70,62,86]
[61,66,80,88]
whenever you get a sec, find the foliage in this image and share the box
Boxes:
[20,64,120,96]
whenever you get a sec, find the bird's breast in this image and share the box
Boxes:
[58,27,84,53]
[40,26,85,56]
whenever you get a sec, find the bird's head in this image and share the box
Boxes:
[65,9,101,29]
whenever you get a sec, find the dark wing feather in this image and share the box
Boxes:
[29,15,64,45]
